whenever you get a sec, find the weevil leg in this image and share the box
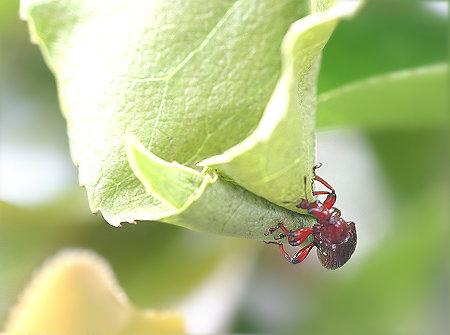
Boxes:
[265,242,315,264]
[291,243,315,264]
[274,233,286,240]
[264,223,290,237]
[313,191,331,196]
[286,227,314,246]
[322,192,337,209]
[265,224,313,247]
[314,175,335,192]
[314,175,337,209]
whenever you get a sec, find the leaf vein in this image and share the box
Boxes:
[148,83,169,149]
[132,0,242,83]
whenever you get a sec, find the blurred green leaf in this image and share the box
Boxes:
[320,0,448,92]
[4,250,185,335]
[299,131,448,335]
[128,140,312,239]
[1,0,65,148]
[0,198,230,324]
[304,190,445,335]
[317,64,448,130]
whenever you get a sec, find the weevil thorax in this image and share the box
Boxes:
[313,216,357,270]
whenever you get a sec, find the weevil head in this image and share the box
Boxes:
[313,220,357,270]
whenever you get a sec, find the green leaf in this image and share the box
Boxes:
[21,0,311,225]
[300,131,448,335]
[127,138,214,214]
[0,198,231,322]
[319,0,448,92]
[22,0,360,229]
[128,140,311,239]
[199,2,361,212]
[317,64,448,130]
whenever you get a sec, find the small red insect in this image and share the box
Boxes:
[265,164,356,269]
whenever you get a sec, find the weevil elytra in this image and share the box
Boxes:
[265,164,356,269]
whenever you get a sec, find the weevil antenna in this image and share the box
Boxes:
[303,176,309,202]
[313,163,322,175]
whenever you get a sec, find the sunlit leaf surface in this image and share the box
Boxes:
[21,0,311,225]
[21,0,360,231]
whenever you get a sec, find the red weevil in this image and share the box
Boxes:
[265,164,356,269]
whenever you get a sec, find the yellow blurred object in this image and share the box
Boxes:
[3,250,185,335]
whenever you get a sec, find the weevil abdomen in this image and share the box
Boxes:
[314,222,357,270]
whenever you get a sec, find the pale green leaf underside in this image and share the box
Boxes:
[127,138,214,214]
[22,0,361,231]
[199,2,362,212]
[128,140,312,239]
[21,0,313,226]
[317,63,449,130]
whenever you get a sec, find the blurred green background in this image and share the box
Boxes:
[1,0,448,334]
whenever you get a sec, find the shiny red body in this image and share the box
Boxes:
[265,165,357,270]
